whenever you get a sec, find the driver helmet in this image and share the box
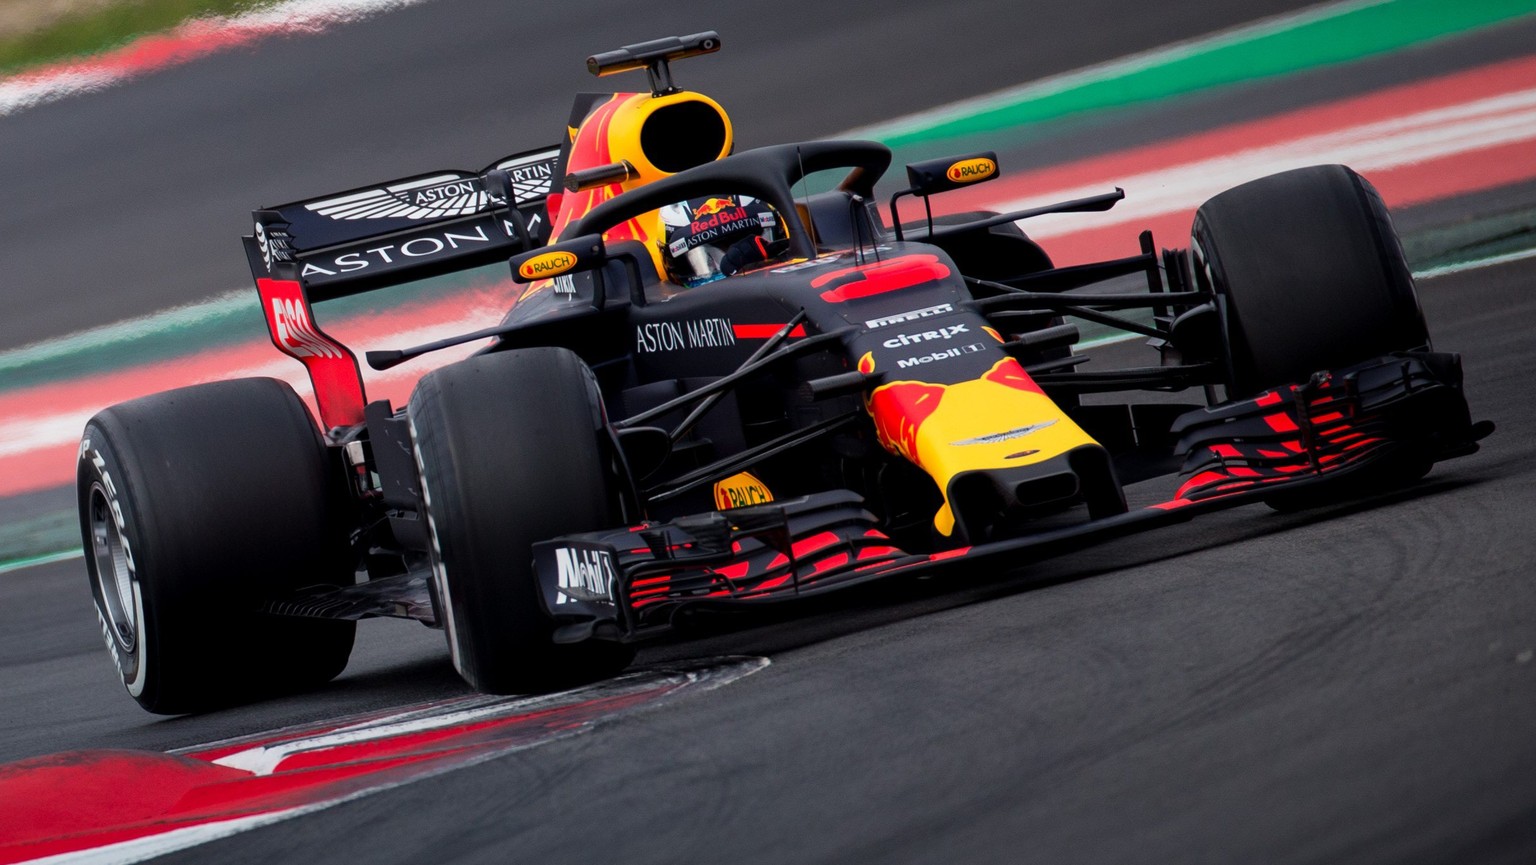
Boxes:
[659,194,779,287]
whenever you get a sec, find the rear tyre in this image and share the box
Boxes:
[1191,164,1429,396]
[78,378,356,715]
[409,347,634,694]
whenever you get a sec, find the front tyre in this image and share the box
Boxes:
[1192,165,1438,508]
[409,347,634,694]
[1192,164,1429,396]
[78,378,356,714]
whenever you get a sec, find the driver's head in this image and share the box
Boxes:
[659,194,779,287]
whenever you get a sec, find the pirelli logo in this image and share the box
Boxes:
[865,303,954,329]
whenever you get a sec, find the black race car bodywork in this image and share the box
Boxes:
[79,32,1491,711]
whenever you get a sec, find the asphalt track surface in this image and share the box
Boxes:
[3,3,1536,863]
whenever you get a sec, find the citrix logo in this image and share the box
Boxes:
[882,323,969,349]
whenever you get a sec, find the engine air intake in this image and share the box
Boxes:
[641,99,729,173]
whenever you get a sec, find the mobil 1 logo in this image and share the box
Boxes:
[898,342,986,369]
[535,541,619,616]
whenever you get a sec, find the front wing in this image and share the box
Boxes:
[532,350,1491,643]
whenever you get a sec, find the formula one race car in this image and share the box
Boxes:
[79,32,1491,713]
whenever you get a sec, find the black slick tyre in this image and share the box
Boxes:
[1192,164,1436,509]
[78,378,356,715]
[1191,164,1429,396]
[408,347,634,694]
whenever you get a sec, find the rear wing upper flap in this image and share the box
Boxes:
[246,145,560,302]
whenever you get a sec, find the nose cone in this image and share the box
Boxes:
[865,357,1121,538]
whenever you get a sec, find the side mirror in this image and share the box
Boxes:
[903,151,999,196]
[889,152,1000,241]
[509,233,654,310]
[509,233,607,284]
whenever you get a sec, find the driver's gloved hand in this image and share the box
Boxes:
[720,236,789,276]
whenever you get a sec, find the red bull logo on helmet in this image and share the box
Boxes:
[693,197,736,218]
[688,204,752,235]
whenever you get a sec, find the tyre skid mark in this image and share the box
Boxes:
[0,658,768,865]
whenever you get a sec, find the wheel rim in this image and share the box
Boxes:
[89,484,136,653]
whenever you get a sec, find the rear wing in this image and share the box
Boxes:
[242,145,560,302]
[240,145,558,431]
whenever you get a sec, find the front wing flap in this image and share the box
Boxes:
[533,492,914,641]
[1168,351,1489,503]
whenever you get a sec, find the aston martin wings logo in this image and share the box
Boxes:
[305,174,489,221]
[493,149,559,205]
[304,149,560,221]
[952,419,1057,446]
